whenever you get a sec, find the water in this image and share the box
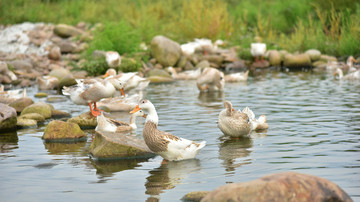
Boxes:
[0,71,359,201]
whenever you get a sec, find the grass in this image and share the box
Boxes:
[0,0,359,60]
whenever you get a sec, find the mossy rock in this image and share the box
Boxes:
[182,191,210,202]
[283,54,312,68]
[89,131,156,160]
[67,111,97,129]
[49,68,73,81]
[42,120,86,142]
[19,113,45,122]
[20,102,52,119]
[0,116,17,132]
[51,109,71,118]
[8,97,34,113]
[146,76,174,83]
[17,118,37,128]
[47,96,68,103]
[34,92,48,98]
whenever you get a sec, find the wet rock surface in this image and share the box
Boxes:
[42,120,86,142]
[0,103,17,132]
[89,131,156,160]
[201,172,353,202]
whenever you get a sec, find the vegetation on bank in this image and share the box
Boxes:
[1,0,359,58]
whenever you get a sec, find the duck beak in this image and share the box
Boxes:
[120,88,125,96]
[103,72,110,78]
[130,105,141,114]
[142,114,147,118]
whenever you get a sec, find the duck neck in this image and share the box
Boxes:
[129,115,137,129]
[337,68,344,79]
[145,105,159,125]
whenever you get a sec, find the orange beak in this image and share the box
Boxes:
[103,72,110,78]
[142,114,147,118]
[130,105,141,114]
[120,88,125,96]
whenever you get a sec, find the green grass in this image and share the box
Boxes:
[1,0,359,58]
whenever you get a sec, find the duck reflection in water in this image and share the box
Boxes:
[145,159,202,201]
[197,91,224,107]
[218,136,254,172]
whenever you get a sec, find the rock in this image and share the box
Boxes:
[283,54,312,68]
[49,67,73,81]
[305,49,321,61]
[267,50,282,66]
[225,61,247,73]
[71,70,88,79]
[182,191,210,202]
[67,112,97,129]
[7,60,33,73]
[91,50,106,60]
[145,68,174,83]
[19,113,45,122]
[176,55,187,68]
[20,102,52,119]
[34,92,48,98]
[51,109,71,118]
[312,60,328,72]
[16,117,37,128]
[150,35,181,67]
[89,131,156,160]
[319,54,338,62]
[58,40,77,53]
[58,77,77,93]
[48,46,61,60]
[0,103,17,132]
[8,97,34,113]
[196,60,210,68]
[46,96,68,103]
[184,61,195,71]
[202,55,223,66]
[251,60,270,69]
[54,24,84,38]
[42,120,86,142]
[201,172,352,202]
[19,79,32,87]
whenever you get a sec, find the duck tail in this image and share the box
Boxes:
[197,141,206,150]
[242,107,255,120]
[62,86,71,95]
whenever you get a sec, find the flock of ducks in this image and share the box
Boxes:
[60,64,269,162]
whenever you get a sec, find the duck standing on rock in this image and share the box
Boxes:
[196,67,225,92]
[130,99,206,161]
[95,110,147,133]
[62,77,125,116]
[250,37,266,63]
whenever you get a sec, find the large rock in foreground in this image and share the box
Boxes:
[150,35,181,67]
[201,172,352,202]
[0,103,17,132]
[42,120,86,142]
[89,131,156,161]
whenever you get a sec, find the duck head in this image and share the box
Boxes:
[224,100,235,115]
[106,77,125,96]
[130,99,158,124]
[103,68,117,78]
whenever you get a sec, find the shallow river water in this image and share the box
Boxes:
[0,71,359,201]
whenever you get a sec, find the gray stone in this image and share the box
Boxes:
[150,35,181,67]
[283,54,312,68]
[267,50,282,66]
[67,112,97,129]
[16,117,37,128]
[196,60,210,68]
[54,24,84,38]
[89,131,156,160]
[19,113,45,122]
[49,67,73,81]
[0,103,17,132]
[58,40,77,53]
[182,191,209,202]
[48,46,61,60]
[8,97,34,113]
[7,60,33,73]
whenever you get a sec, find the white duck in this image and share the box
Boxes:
[130,99,206,161]
[97,91,143,112]
[62,77,125,116]
[224,70,249,82]
[105,51,121,68]
[251,43,266,62]
[95,110,146,133]
[196,67,225,92]
[217,101,251,138]
[104,68,149,91]
[167,67,202,80]
[334,68,360,80]
[242,107,269,131]
[326,56,357,73]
